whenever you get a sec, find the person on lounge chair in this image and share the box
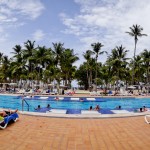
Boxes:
[0,109,18,117]
[0,109,19,129]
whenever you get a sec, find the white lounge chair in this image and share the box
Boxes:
[145,115,150,124]
[16,89,25,94]
[90,91,97,96]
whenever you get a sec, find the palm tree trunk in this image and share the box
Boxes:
[95,56,98,91]
[90,68,92,91]
[132,39,137,85]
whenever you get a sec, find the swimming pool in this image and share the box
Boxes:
[0,95,150,114]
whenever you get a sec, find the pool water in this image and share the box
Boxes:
[0,95,150,112]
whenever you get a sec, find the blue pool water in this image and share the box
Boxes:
[0,95,150,113]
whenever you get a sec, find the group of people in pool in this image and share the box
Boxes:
[139,106,147,112]
[35,104,51,110]
[34,103,148,112]
[89,105,100,111]
[89,105,122,111]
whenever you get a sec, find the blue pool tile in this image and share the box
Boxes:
[66,109,81,114]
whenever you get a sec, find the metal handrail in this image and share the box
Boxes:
[22,99,30,111]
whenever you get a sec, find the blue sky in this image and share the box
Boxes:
[0,0,150,67]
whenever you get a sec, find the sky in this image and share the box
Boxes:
[0,0,150,67]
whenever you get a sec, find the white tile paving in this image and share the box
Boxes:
[81,110,100,114]
[48,109,66,114]
[111,110,131,114]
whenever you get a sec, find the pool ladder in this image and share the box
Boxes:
[22,99,30,111]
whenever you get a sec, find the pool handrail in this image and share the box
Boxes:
[22,99,30,111]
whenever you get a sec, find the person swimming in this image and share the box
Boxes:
[55,97,59,100]
[47,104,50,108]
[116,105,121,109]
[89,106,93,110]
[80,98,84,102]
[94,105,100,111]
[35,105,41,110]
[143,106,147,111]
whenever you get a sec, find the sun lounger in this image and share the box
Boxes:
[16,89,25,94]
[90,91,97,96]
[145,115,150,124]
[0,113,19,129]
[25,89,34,94]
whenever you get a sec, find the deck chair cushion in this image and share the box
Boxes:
[0,116,4,123]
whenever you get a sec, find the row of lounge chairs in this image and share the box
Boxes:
[89,90,134,96]
[16,89,58,95]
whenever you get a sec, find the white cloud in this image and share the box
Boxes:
[0,0,45,43]
[60,0,150,61]
[0,0,44,20]
[32,29,45,41]
[0,0,44,27]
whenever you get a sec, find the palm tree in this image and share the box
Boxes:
[23,40,36,73]
[60,48,79,88]
[52,42,64,67]
[0,52,3,65]
[107,45,129,91]
[10,45,26,84]
[1,56,10,83]
[130,55,143,84]
[126,24,147,84]
[91,42,105,90]
[83,50,94,90]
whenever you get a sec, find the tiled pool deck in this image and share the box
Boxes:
[0,115,150,150]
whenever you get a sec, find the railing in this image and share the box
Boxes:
[22,99,30,111]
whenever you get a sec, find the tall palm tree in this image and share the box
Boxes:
[91,42,105,91]
[83,50,94,90]
[10,45,26,83]
[52,42,64,67]
[130,55,143,84]
[107,45,129,90]
[126,24,147,84]
[23,40,36,73]
[60,48,79,88]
